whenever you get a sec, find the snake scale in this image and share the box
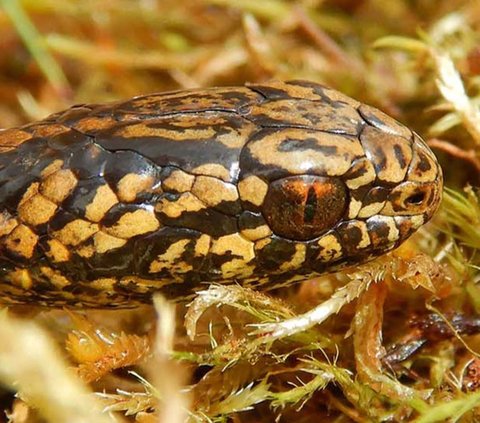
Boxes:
[0,80,442,308]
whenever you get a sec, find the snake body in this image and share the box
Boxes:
[0,80,442,307]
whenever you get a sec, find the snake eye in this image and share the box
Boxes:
[262,175,347,241]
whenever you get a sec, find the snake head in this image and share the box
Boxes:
[379,133,443,224]
[238,82,443,274]
[352,112,443,253]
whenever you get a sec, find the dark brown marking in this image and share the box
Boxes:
[366,216,391,249]
[362,186,388,205]
[336,221,368,255]
[394,144,407,169]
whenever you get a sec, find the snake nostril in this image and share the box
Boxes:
[405,192,425,206]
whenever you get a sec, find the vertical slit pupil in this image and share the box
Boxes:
[304,185,317,223]
[263,175,347,241]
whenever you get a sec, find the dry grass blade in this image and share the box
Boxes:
[151,295,191,423]
[0,312,117,423]
[0,0,69,92]
[433,52,480,145]
[242,14,276,79]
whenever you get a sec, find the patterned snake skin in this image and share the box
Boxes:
[0,80,442,307]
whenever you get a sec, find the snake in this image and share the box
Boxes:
[0,80,442,308]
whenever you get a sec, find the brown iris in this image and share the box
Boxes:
[262,175,347,240]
